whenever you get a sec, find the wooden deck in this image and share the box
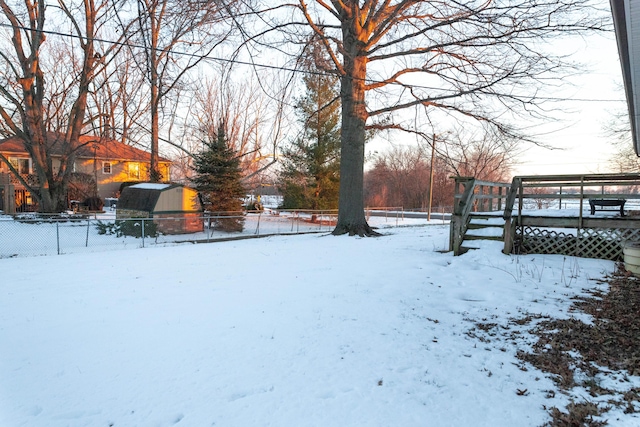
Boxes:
[451,173,640,260]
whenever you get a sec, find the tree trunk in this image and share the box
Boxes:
[150,80,160,181]
[1,0,103,213]
[332,22,378,237]
[149,6,161,183]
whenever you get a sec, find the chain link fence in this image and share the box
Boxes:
[0,208,426,259]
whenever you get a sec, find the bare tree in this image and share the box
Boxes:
[365,128,519,210]
[125,0,234,181]
[605,107,639,173]
[172,68,290,190]
[364,145,457,211]
[0,0,124,212]
[237,0,607,236]
[364,146,430,209]
[89,47,148,147]
[439,129,520,183]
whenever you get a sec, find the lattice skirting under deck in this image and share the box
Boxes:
[514,226,640,260]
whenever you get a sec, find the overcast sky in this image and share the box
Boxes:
[510,31,627,176]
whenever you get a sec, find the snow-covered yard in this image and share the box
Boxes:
[0,210,423,259]
[1,223,638,426]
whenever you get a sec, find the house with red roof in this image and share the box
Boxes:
[0,134,171,213]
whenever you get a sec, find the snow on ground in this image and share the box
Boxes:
[0,223,636,426]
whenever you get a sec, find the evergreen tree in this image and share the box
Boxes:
[191,124,246,231]
[279,38,341,210]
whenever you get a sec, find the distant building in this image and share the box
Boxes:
[0,134,171,213]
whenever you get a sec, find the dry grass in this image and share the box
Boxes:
[545,402,608,427]
[517,264,640,425]
[468,264,640,426]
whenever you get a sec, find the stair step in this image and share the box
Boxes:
[464,234,504,241]
[465,227,503,237]
[469,212,504,218]
[467,223,504,230]
[468,217,505,227]
[461,240,505,250]
[455,211,506,253]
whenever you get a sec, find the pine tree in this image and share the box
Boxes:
[191,124,246,232]
[278,38,341,210]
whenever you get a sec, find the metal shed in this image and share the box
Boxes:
[116,183,203,234]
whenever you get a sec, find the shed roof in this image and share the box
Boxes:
[118,183,180,212]
[117,183,200,213]
[131,183,172,190]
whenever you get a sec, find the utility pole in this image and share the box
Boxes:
[428,133,436,221]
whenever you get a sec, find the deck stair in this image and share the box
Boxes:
[459,213,506,252]
[450,178,512,255]
[465,213,505,241]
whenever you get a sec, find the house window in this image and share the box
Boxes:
[128,162,140,179]
[160,164,170,182]
[9,157,31,174]
[103,162,112,174]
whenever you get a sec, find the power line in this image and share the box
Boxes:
[0,21,626,104]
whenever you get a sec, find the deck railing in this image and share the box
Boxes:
[502,173,640,259]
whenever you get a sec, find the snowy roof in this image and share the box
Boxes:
[117,183,185,212]
[131,183,172,190]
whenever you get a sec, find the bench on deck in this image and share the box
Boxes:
[588,198,626,216]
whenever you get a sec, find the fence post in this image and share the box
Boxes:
[577,177,585,256]
[489,186,494,211]
[451,216,463,255]
[56,220,60,255]
[86,219,90,247]
[141,218,145,248]
[449,216,456,252]
[206,214,210,242]
[503,217,516,255]
[559,185,563,209]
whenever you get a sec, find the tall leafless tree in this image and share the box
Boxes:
[237,0,607,236]
[0,0,125,212]
[89,47,148,147]
[124,0,234,181]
